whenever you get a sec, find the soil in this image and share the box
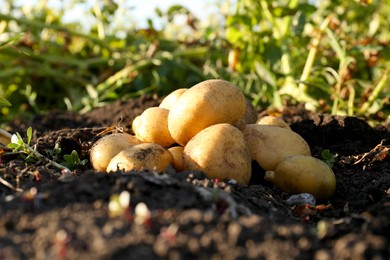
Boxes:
[1,96,389,259]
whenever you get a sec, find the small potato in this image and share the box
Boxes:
[90,133,141,172]
[256,115,291,130]
[106,143,173,173]
[168,79,246,146]
[159,88,188,110]
[168,146,185,172]
[183,123,251,185]
[243,124,311,171]
[132,107,176,147]
[265,155,336,199]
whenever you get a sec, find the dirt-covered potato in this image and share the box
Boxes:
[159,88,188,110]
[265,155,336,199]
[132,107,176,147]
[168,79,246,146]
[234,98,258,130]
[256,115,291,130]
[183,123,251,185]
[168,146,185,172]
[243,124,311,171]
[106,143,173,173]
[90,133,141,172]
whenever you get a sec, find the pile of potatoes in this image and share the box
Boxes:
[90,79,336,199]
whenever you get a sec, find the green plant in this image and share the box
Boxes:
[224,0,390,117]
[47,143,87,170]
[4,127,71,171]
[321,149,336,167]
[0,0,388,124]
[62,150,88,170]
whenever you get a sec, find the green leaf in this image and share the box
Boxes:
[6,143,19,149]
[63,150,81,164]
[26,127,33,146]
[321,149,336,167]
[0,97,11,107]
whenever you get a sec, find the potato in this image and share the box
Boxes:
[234,98,258,130]
[159,88,188,110]
[168,79,246,146]
[265,155,336,199]
[168,146,185,172]
[256,115,291,130]
[243,124,311,171]
[132,107,176,147]
[106,143,173,173]
[183,123,251,185]
[90,133,141,172]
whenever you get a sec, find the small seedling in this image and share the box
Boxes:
[321,149,336,167]
[7,127,37,162]
[47,143,62,161]
[5,127,71,172]
[62,150,88,170]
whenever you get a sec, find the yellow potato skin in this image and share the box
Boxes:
[183,123,251,185]
[168,79,246,146]
[90,133,141,172]
[159,88,188,110]
[265,155,336,199]
[256,115,291,130]
[132,107,176,147]
[168,146,185,172]
[243,124,311,171]
[106,143,173,173]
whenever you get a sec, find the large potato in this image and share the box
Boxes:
[168,79,246,146]
[265,155,336,199]
[106,143,173,173]
[243,124,311,171]
[132,107,175,147]
[90,133,141,172]
[159,88,188,110]
[183,123,251,185]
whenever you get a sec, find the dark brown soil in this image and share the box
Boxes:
[1,96,389,259]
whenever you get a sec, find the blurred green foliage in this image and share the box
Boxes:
[0,0,389,124]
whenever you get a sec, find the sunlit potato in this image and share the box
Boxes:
[106,143,173,173]
[265,155,336,200]
[168,146,185,172]
[243,124,311,171]
[256,115,291,130]
[132,107,176,148]
[168,79,246,146]
[183,123,251,185]
[90,133,141,172]
[159,88,188,110]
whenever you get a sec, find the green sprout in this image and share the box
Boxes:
[5,127,71,172]
[7,127,35,161]
[321,149,336,167]
[62,150,88,170]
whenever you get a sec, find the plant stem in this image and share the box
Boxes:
[358,70,389,115]
[0,128,12,146]
[299,15,332,93]
[0,175,23,192]
[0,128,71,172]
